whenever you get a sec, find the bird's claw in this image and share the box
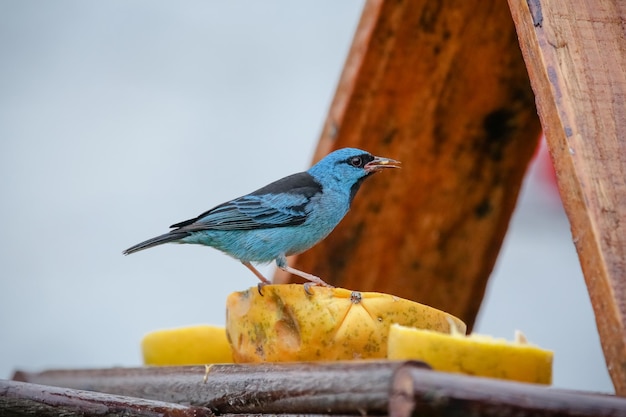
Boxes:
[257,281,268,296]
[303,281,334,295]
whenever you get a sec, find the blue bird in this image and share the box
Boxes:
[123,148,400,289]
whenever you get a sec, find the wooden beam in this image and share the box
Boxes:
[390,362,626,417]
[11,363,626,416]
[508,0,626,395]
[0,380,212,417]
[275,0,541,330]
[13,362,400,414]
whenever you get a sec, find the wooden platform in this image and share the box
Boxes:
[7,362,626,416]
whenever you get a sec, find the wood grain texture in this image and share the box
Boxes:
[275,0,541,330]
[12,363,626,416]
[0,379,213,417]
[508,0,626,395]
[13,361,403,414]
[389,362,626,417]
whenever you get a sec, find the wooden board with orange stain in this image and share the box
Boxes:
[275,0,541,331]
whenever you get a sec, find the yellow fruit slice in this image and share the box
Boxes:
[388,323,553,384]
[225,284,466,363]
[142,325,233,365]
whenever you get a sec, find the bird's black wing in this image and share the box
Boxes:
[171,172,322,232]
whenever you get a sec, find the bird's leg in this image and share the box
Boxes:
[242,261,271,295]
[275,256,334,292]
[242,261,271,283]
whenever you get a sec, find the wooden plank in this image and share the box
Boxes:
[275,0,541,330]
[507,0,626,395]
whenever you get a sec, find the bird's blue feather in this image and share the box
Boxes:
[182,193,311,231]
[169,172,322,231]
[123,147,398,285]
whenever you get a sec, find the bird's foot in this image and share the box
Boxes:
[302,278,335,295]
[275,260,334,294]
[303,282,314,295]
[257,281,268,296]
[242,261,272,296]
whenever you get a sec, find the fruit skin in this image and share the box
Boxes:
[142,325,233,365]
[225,284,466,363]
[387,324,553,384]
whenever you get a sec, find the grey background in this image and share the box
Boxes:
[0,1,613,392]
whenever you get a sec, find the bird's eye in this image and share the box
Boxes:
[349,156,363,167]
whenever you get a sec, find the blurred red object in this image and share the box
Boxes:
[534,136,562,202]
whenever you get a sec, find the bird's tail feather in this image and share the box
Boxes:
[123,231,189,255]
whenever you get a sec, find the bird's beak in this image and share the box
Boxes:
[364,156,401,173]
